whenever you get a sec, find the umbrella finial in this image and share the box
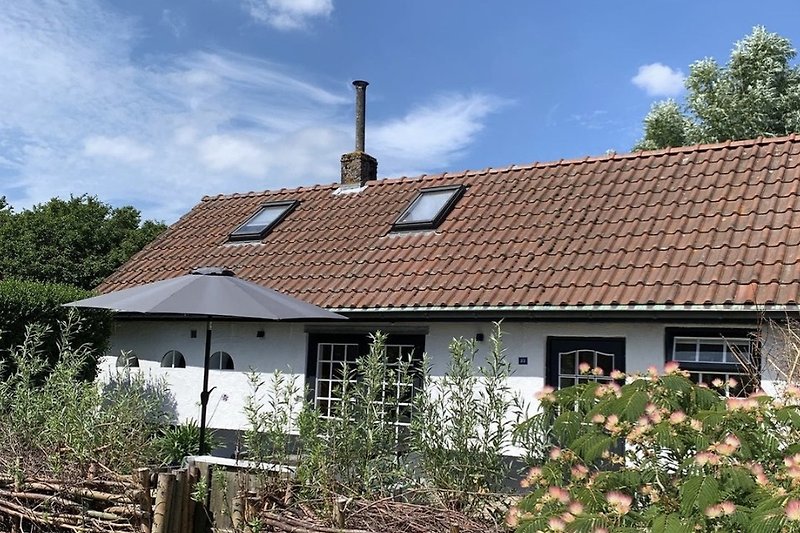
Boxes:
[191,267,235,277]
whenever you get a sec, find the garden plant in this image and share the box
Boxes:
[510,363,800,532]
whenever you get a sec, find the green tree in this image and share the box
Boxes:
[0,195,166,290]
[635,26,800,150]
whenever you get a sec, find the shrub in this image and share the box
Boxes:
[0,316,174,477]
[0,278,111,380]
[243,369,303,474]
[295,332,414,498]
[242,326,520,514]
[510,364,800,532]
[155,419,218,466]
[412,322,520,504]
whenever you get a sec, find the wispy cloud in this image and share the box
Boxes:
[372,94,504,177]
[161,9,187,38]
[240,0,333,30]
[569,110,611,131]
[631,63,685,97]
[0,1,500,222]
[84,136,153,163]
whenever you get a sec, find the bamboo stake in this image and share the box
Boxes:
[152,472,175,533]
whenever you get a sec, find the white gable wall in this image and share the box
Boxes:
[101,318,760,434]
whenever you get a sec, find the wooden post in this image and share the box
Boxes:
[332,497,345,529]
[152,473,175,533]
[187,466,200,533]
[179,469,192,533]
[134,468,152,533]
[172,469,187,533]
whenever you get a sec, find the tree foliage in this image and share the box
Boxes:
[0,279,112,380]
[509,364,800,532]
[0,195,166,290]
[635,26,800,150]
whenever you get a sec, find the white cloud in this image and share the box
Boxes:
[0,0,499,222]
[372,94,504,176]
[84,136,153,162]
[632,63,685,97]
[161,9,187,38]
[241,0,333,30]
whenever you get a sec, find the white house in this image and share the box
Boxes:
[97,114,800,441]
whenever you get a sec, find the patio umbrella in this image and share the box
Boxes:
[66,267,346,454]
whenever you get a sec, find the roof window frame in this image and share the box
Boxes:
[391,184,466,232]
[228,200,299,242]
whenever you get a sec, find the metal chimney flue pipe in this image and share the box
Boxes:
[353,80,368,152]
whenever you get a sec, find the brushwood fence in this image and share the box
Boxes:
[0,465,209,533]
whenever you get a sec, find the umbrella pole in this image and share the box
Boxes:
[199,319,212,455]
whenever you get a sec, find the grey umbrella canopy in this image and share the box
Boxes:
[67,267,346,454]
[66,267,345,321]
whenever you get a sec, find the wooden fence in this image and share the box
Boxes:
[0,461,278,533]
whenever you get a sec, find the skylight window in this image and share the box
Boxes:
[392,185,465,231]
[229,200,298,242]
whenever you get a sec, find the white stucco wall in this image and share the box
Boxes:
[100,317,754,434]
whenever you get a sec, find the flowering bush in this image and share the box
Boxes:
[510,364,800,532]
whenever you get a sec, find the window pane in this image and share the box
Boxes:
[577,350,594,368]
[560,377,575,389]
[699,343,724,362]
[209,351,233,370]
[674,342,696,361]
[332,361,349,380]
[560,351,576,375]
[332,344,346,361]
[398,189,458,224]
[386,345,400,361]
[230,201,296,239]
[161,350,185,368]
[242,206,285,230]
[596,352,614,375]
[317,380,330,398]
[320,362,332,379]
[319,344,332,361]
[727,342,750,363]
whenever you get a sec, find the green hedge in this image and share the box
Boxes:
[0,278,111,380]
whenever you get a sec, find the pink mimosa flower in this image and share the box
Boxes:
[669,410,686,424]
[786,499,800,521]
[606,491,632,515]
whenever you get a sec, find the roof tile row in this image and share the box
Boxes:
[101,135,800,311]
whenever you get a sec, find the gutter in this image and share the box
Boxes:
[332,304,800,314]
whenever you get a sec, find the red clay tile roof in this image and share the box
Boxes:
[100,135,800,311]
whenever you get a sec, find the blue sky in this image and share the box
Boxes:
[2,1,799,222]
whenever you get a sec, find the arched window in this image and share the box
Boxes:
[209,351,234,370]
[116,352,139,368]
[161,350,186,368]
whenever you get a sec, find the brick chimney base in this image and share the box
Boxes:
[341,151,377,187]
